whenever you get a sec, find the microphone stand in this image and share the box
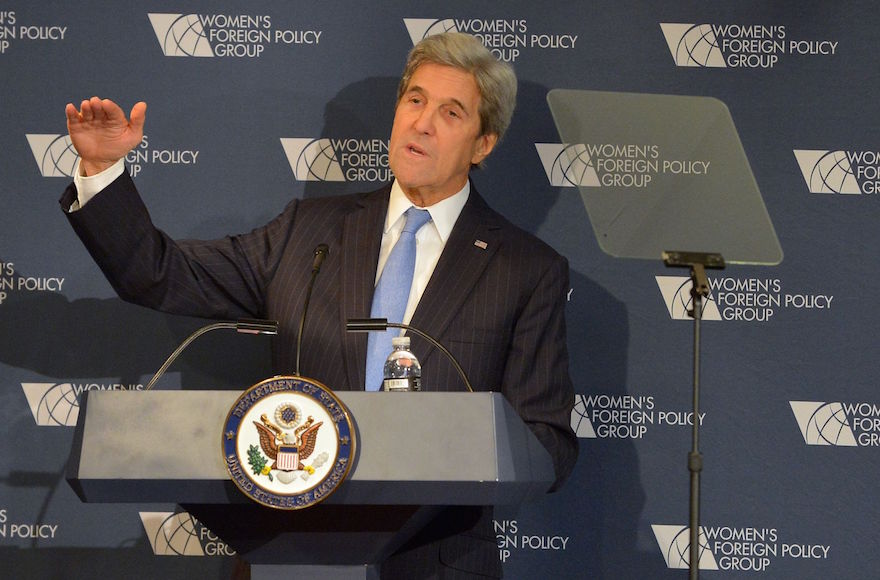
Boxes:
[145,319,278,391]
[346,318,474,393]
[662,251,724,580]
[296,244,329,376]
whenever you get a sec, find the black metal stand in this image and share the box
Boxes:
[662,251,724,579]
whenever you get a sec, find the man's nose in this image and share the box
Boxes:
[413,107,436,134]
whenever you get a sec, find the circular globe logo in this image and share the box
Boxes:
[37,136,79,178]
[153,512,204,556]
[810,151,859,194]
[422,19,459,39]
[665,527,718,570]
[805,402,856,445]
[164,14,212,57]
[35,383,80,426]
[296,139,345,181]
[570,395,596,438]
[551,144,599,187]
[675,25,725,67]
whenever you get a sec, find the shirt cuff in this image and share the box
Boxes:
[69,158,126,212]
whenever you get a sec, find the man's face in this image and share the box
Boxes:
[389,63,498,206]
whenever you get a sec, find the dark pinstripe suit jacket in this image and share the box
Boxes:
[61,172,578,579]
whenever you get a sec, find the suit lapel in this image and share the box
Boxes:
[340,186,389,390]
[410,189,502,368]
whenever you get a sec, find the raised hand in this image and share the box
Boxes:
[65,97,147,176]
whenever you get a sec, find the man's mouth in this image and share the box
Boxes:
[406,143,427,157]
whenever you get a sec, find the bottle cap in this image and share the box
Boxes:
[391,336,410,348]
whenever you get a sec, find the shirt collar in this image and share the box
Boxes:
[386,179,470,243]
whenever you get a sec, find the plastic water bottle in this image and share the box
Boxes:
[382,336,421,392]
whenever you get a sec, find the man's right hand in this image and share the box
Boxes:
[65,97,147,176]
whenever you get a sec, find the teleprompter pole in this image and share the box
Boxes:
[662,251,724,580]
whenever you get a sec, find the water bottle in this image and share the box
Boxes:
[382,336,421,392]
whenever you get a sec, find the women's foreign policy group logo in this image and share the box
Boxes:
[222,376,355,509]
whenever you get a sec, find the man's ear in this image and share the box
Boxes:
[471,132,498,165]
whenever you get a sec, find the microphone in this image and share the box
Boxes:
[312,243,329,274]
[296,244,329,376]
[346,318,474,393]
[145,319,278,391]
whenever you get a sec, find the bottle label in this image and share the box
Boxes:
[383,378,412,392]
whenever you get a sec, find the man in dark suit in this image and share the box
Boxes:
[62,32,577,579]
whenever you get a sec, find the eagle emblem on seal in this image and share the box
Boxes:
[253,413,323,474]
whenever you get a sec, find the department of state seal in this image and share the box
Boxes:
[222,376,355,509]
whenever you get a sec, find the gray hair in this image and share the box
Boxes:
[397,32,517,143]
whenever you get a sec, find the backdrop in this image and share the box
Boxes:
[1,1,876,578]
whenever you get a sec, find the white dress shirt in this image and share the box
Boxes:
[70,157,125,211]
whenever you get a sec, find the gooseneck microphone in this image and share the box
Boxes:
[145,319,278,391]
[346,318,474,393]
[295,244,329,376]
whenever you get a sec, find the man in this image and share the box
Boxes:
[62,32,577,578]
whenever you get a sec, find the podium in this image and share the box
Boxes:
[67,390,555,579]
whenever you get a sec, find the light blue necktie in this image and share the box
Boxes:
[365,207,432,391]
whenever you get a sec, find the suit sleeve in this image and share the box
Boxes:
[59,170,296,320]
[501,253,579,491]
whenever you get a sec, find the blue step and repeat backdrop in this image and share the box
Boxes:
[2,1,878,578]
